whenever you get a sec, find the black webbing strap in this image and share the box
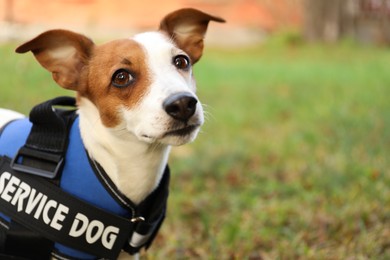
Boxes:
[0,96,169,258]
[11,97,77,180]
[91,160,170,255]
[0,97,77,259]
[0,156,134,259]
[123,167,170,254]
[2,221,53,260]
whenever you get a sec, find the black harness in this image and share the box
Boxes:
[0,97,169,259]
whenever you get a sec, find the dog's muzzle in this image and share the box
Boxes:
[163,92,198,122]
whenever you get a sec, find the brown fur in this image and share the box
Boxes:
[15,29,94,90]
[15,8,225,128]
[84,39,151,127]
[159,8,225,64]
[16,33,151,128]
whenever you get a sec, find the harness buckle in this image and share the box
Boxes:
[11,146,64,179]
[130,216,145,223]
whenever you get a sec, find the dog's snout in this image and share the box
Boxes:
[163,93,197,121]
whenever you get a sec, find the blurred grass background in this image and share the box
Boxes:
[1,37,390,259]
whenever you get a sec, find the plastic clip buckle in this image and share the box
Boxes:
[10,147,64,179]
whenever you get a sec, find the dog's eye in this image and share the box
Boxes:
[112,69,134,88]
[173,55,190,70]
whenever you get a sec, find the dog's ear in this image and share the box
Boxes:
[159,8,225,64]
[15,29,94,90]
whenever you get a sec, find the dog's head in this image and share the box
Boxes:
[15,8,224,146]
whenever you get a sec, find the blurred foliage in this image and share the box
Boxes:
[0,41,389,259]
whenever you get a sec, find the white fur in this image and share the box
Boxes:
[78,97,171,204]
[131,32,204,145]
[0,109,24,128]
[0,33,203,205]
[1,8,222,259]
[77,32,203,204]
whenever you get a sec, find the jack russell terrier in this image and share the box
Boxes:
[0,8,224,260]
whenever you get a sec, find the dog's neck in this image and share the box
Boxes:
[77,97,171,205]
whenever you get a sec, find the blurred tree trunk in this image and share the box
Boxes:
[303,0,390,44]
[303,0,343,43]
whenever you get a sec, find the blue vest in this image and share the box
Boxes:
[0,116,169,259]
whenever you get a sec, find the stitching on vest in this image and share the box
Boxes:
[91,159,135,215]
[51,251,73,260]
[0,217,9,230]
[0,119,18,139]
[52,251,106,260]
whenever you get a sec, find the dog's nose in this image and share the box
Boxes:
[163,93,198,121]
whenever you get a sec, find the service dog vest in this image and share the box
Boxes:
[0,97,169,260]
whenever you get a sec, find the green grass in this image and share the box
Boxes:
[1,42,390,259]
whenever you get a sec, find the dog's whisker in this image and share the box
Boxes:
[201,103,214,122]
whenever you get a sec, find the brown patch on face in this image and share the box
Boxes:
[80,39,151,127]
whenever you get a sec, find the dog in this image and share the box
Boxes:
[0,8,224,260]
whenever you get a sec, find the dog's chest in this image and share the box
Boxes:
[0,117,133,215]
[0,116,170,258]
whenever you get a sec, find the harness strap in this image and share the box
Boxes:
[0,156,134,259]
[0,97,170,258]
[92,161,170,255]
[127,168,169,254]
[3,221,53,260]
[11,97,77,180]
[0,97,77,260]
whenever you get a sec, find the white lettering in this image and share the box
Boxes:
[50,204,69,231]
[68,213,120,249]
[102,226,119,250]
[11,182,31,212]
[0,172,11,193]
[1,176,20,202]
[69,213,89,238]
[86,220,104,244]
[0,171,73,233]
[34,194,47,219]
[0,171,122,247]
[43,200,57,225]
[26,189,43,214]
